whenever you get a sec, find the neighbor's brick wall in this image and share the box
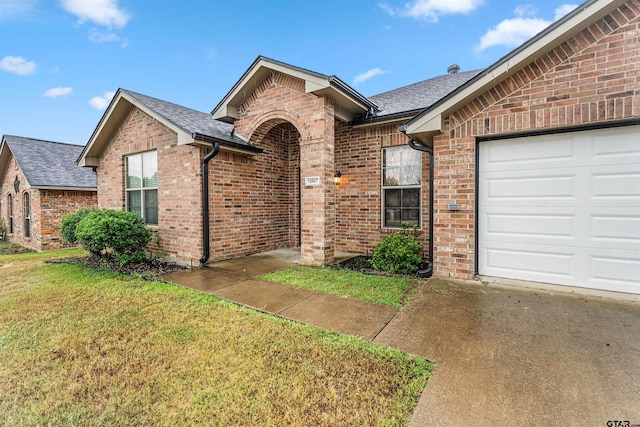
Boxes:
[1,155,40,251]
[39,190,98,250]
[232,71,337,264]
[208,123,301,261]
[432,1,640,279]
[96,106,204,263]
[334,120,431,256]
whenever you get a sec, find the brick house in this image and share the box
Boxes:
[0,135,97,251]
[78,0,639,294]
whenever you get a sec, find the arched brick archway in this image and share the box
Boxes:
[252,118,302,249]
[230,72,337,265]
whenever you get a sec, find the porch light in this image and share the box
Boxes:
[334,170,342,184]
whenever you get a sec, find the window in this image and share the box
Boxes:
[7,194,13,234]
[125,151,158,225]
[382,146,421,228]
[23,192,30,238]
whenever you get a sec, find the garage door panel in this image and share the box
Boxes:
[478,125,640,294]
[483,135,574,168]
[592,172,640,199]
[484,213,574,239]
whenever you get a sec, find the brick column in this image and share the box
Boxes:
[300,98,335,265]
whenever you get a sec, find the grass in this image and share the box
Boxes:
[0,250,432,426]
[0,239,34,255]
[260,265,421,307]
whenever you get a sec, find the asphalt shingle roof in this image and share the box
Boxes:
[122,89,252,147]
[4,135,97,189]
[368,69,483,117]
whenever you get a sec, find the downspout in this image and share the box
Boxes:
[200,142,220,265]
[407,137,434,278]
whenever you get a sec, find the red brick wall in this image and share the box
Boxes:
[39,190,98,250]
[208,122,301,261]
[1,156,33,248]
[96,106,204,263]
[334,120,431,256]
[432,1,640,279]
[1,155,97,251]
[233,71,337,264]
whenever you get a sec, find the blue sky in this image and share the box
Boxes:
[1,0,578,145]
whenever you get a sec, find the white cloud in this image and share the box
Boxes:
[89,91,116,110]
[0,56,36,75]
[380,0,484,22]
[61,0,130,28]
[476,4,581,53]
[554,4,578,21]
[88,28,127,46]
[353,68,388,85]
[0,0,37,19]
[43,87,73,98]
[476,16,549,51]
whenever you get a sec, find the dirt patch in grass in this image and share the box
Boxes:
[0,239,34,255]
[0,252,432,426]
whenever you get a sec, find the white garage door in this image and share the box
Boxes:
[478,125,640,294]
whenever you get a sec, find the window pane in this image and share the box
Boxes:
[402,209,420,225]
[403,147,422,166]
[383,147,403,168]
[401,166,421,186]
[144,189,158,225]
[127,190,142,217]
[385,208,402,228]
[384,189,401,208]
[126,155,142,189]
[142,151,158,188]
[383,167,401,186]
[403,188,420,207]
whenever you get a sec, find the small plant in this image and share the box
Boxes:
[0,217,5,240]
[61,208,95,244]
[372,222,423,275]
[75,209,152,265]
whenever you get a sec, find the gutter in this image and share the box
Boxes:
[192,132,263,154]
[199,142,220,265]
[406,137,434,278]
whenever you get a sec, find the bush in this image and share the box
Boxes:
[61,208,95,244]
[372,223,423,275]
[75,209,152,265]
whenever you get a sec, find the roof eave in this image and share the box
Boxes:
[30,185,97,192]
[404,0,618,139]
[191,132,263,155]
[211,56,376,123]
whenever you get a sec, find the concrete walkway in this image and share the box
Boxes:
[162,250,640,426]
[162,250,398,340]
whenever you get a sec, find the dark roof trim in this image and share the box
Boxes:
[328,76,378,111]
[192,132,263,154]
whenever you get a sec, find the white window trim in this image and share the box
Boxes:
[381,146,422,230]
[125,150,158,225]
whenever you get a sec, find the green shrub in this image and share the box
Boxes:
[75,209,152,265]
[372,223,423,275]
[60,208,95,244]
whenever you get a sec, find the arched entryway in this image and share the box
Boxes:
[249,119,301,249]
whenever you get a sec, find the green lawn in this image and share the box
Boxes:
[0,250,432,426]
[260,265,421,307]
[0,239,34,255]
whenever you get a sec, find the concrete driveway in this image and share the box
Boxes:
[374,278,640,426]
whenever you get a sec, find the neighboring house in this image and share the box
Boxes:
[0,135,97,251]
[78,0,640,294]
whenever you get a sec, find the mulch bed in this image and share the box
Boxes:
[333,255,430,279]
[51,255,186,280]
